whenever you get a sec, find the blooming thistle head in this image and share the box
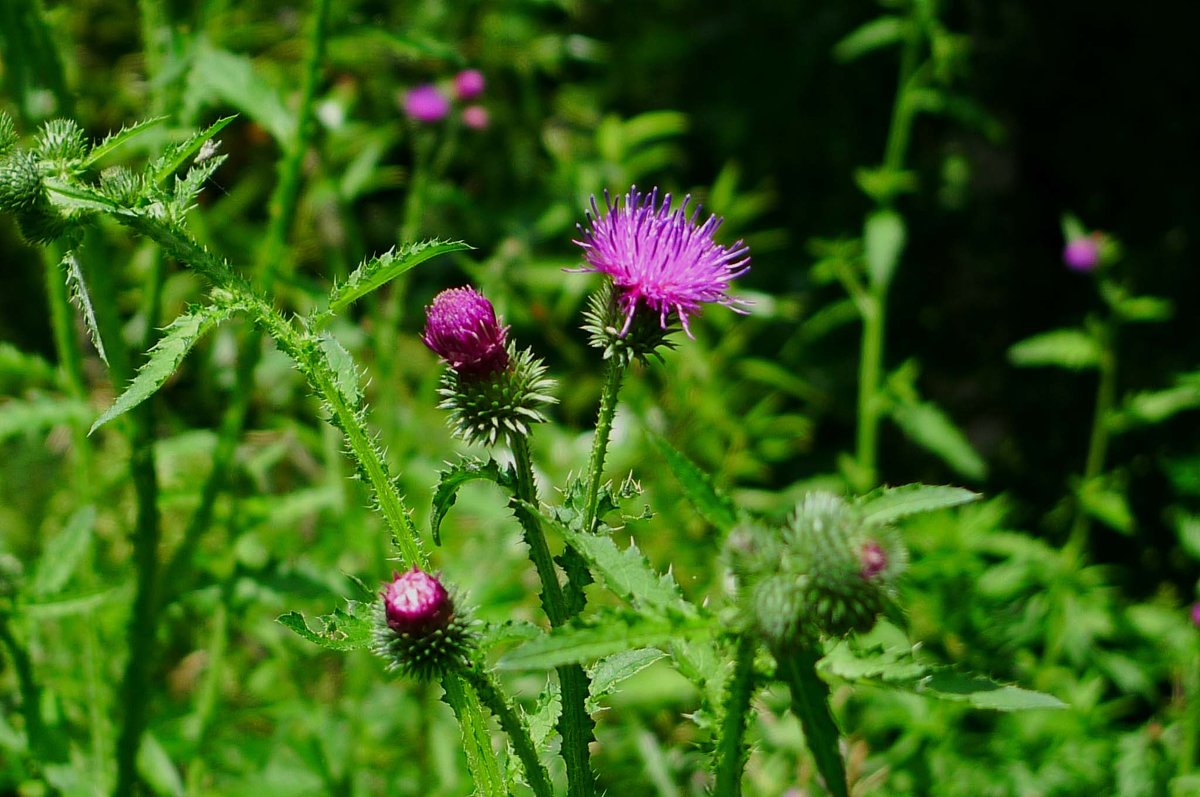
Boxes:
[453,69,486,101]
[403,84,450,123]
[423,286,510,376]
[373,567,476,680]
[573,186,750,338]
[424,286,555,445]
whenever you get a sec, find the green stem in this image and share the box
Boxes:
[775,646,848,797]
[462,665,555,797]
[510,435,596,797]
[1065,322,1117,562]
[0,615,47,759]
[160,0,331,606]
[42,245,95,495]
[713,635,759,797]
[582,357,628,533]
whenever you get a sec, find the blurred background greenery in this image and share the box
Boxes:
[1,0,1199,794]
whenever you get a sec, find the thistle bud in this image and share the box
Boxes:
[453,69,485,101]
[34,119,88,165]
[424,286,555,446]
[0,150,47,213]
[373,567,477,680]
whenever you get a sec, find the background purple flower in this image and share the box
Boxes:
[423,286,510,375]
[1192,602,1200,628]
[453,69,485,101]
[462,105,489,130]
[573,186,750,336]
[403,84,450,123]
[1063,234,1101,272]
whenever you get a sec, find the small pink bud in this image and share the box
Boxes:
[453,69,486,101]
[403,85,450,123]
[383,567,452,635]
[1063,233,1102,272]
[860,541,887,580]
[462,105,490,130]
[423,286,510,375]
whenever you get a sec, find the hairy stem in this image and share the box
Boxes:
[462,665,555,797]
[583,357,628,533]
[775,647,848,797]
[713,635,759,796]
[1065,321,1117,561]
[510,435,596,796]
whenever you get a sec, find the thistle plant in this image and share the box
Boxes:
[0,97,1067,794]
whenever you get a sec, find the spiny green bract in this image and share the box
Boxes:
[371,597,478,682]
[727,491,906,649]
[582,281,677,366]
[34,119,88,165]
[437,343,556,446]
[0,113,16,156]
[0,149,47,212]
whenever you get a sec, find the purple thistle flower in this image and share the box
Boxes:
[383,567,453,635]
[860,540,888,580]
[1063,234,1101,272]
[423,286,510,376]
[453,69,486,101]
[1192,602,1200,628]
[403,84,450,123]
[574,186,750,337]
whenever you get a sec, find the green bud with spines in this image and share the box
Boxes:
[35,118,88,166]
[100,166,147,207]
[0,113,17,157]
[582,281,676,366]
[437,343,556,447]
[372,567,478,681]
[0,149,47,213]
[16,208,69,244]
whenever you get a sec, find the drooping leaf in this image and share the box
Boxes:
[528,502,694,616]
[431,456,512,545]
[857,483,981,525]
[833,16,907,62]
[90,300,244,434]
[863,209,906,290]
[499,611,711,671]
[1008,328,1102,370]
[61,250,107,365]
[28,505,95,598]
[276,602,373,652]
[84,116,167,167]
[888,398,987,481]
[149,116,236,183]
[646,433,739,532]
[588,648,667,708]
[185,43,296,145]
[0,396,92,442]
[915,671,1067,711]
[322,240,472,321]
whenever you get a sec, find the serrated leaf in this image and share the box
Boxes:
[322,240,471,320]
[888,399,987,481]
[431,456,511,545]
[915,671,1066,711]
[833,16,907,62]
[186,43,295,144]
[28,506,95,598]
[857,483,980,525]
[61,250,107,365]
[588,648,666,708]
[1008,328,1102,370]
[441,674,506,796]
[150,116,236,183]
[85,116,167,167]
[0,396,92,442]
[90,301,243,434]
[479,620,542,652]
[498,612,711,671]
[646,433,739,532]
[317,333,363,406]
[528,502,694,615]
[276,602,373,651]
[172,154,227,212]
[864,209,906,289]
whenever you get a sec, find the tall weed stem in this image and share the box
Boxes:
[713,635,759,796]
[583,357,628,532]
[1065,321,1117,562]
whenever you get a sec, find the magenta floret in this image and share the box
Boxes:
[573,186,750,336]
[403,84,450,123]
[383,567,452,635]
[422,286,510,376]
[453,69,485,101]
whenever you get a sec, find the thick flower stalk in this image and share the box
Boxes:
[373,567,476,681]
[423,286,555,446]
[574,186,750,338]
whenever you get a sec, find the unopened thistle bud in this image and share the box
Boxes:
[424,286,555,446]
[34,119,88,165]
[0,150,46,213]
[373,567,477,681]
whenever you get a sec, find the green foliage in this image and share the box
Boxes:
[863,208,906,290]
[647,431,739,533]
[1009,328,1104,370]
[498,610,711,671]
[431,456,513,545]
[320,239,472,322]
[857,483,981,525]
[277,603,374,652]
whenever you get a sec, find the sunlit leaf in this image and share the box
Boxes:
[1008,328,1102,370]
